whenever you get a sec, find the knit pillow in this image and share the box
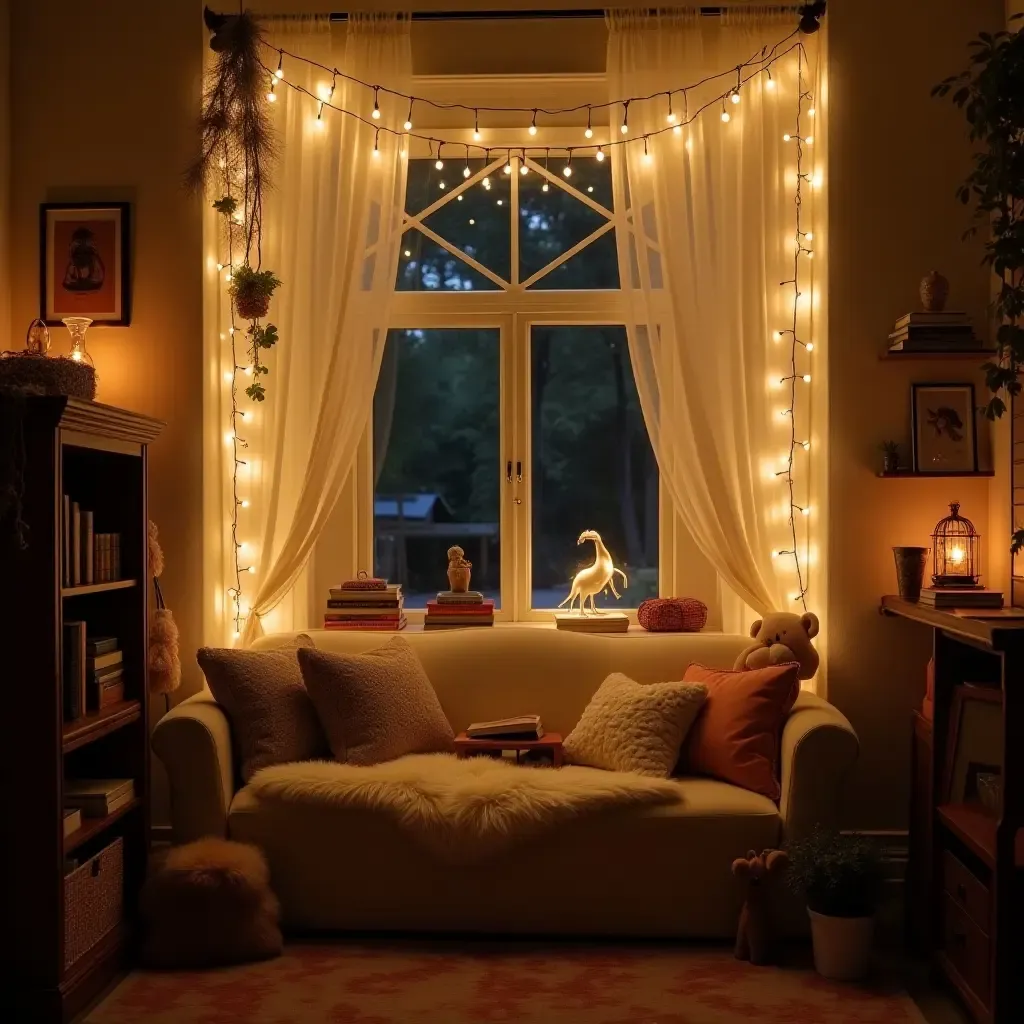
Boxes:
[564,672,708,777]
[678,662,801,800]
[637,597,708,632]
[197,636,329,782]
[297,637,454,766]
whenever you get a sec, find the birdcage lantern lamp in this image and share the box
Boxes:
[931,502,980,588]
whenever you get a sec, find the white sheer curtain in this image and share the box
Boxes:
[607,9,822,626]
[203,14,410,647]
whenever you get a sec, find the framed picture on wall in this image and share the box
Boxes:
[911,382,978,474]
[40,202,131,326]
[943,684,1002,807]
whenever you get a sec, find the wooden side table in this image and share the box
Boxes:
[454,732,564,767]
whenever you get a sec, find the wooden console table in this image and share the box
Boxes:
[880,596,1024,1024]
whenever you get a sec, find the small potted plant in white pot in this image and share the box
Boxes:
[786,826,881,982]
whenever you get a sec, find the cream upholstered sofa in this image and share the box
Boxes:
[153,628,858,938]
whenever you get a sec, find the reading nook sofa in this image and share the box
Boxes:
[153,628,858,938]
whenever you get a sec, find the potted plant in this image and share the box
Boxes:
[786,826,882,981]
[879,440,901,475]
[230,265,281,321]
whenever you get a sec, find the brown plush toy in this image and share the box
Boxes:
[733,611,819,679]
[732,848,789,964]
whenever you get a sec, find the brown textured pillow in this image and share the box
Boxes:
[197,637,328,782]
[678,662,801,800]
[297,637,454,765]
[564,672,708,777]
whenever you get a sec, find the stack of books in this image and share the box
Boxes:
[88,637,124,709]
[324,581,406,630]
[424,591,494,630]
[62,496,121,586]
[919,587,1003,610]
[62,808,82,838]
[888,312,977,352]
[64,778,135,818]
[466,715,544,739]
[555,611,629,633]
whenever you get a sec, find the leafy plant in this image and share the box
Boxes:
[212,196,237,217]
[786,826,882,918]
[934,18,1024,423]
[229,265,281,301]
[879,440,900,457]
[244,323,278,402]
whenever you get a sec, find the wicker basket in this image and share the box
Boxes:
[64,836,123,971]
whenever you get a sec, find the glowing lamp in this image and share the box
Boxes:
[931,502,980,587]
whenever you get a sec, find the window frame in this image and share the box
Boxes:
[358,102,674,623]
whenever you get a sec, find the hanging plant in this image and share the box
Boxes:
[190,8,283,404]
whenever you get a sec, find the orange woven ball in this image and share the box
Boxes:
[637,597,708,632]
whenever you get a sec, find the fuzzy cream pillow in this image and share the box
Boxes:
[564,672,708,777]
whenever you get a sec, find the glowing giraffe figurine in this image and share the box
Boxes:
[558,529,628,615]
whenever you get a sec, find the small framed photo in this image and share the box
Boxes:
[911,382,978,474]
[944,684,1002,806]
[40,202,131,326]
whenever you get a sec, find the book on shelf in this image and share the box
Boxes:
[424,620,494,630]
[64,778,135,817]
[326,598,402,609]
[425,600,494,615]
[71,502,81,587]
[918,587,1003,609]
[895,311,970,330]
[435,590,485,604]
[62,495,71,586]
[424,615,494,626]
[329,583,401,600]
[323,608,403,620]
[466,715,544,740]
[86,636,119,657]
[554,612,630,633]
[87,649,123,672]
[82,510,94,585]
[322,617,407,631]
[62,808,82,838]
[62,621,87,721]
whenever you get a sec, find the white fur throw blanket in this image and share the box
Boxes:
[250,754,680,864]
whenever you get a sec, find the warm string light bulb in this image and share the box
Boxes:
[666,92,676,124]
[504,155,512,174]
[371,86,381,120]
[274,52,284,79]
[584,106,594,139]
[731,89,741,105]
[372,129,380,158]
[783,133,792,142]
[765,71,776,91]
[596,146,605,162]
[721,101,731,124]
[562,151,573,177]
[404,99,414,132]
[528,110,538,136]
[621,101,629,135]
[472,109,481,141]
[266,80,277,103]
[435,144,444,171]
[642,137,652,165]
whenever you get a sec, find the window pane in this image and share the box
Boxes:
[526,230,619,290]
[531,326,658,610]
[397,229,500,292]
[374,329,501,608]
[519,157,613,284]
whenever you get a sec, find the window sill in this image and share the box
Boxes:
[357,621,724,638]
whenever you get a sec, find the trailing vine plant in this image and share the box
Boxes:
[934,16,1024,553]
[188,8,281,403]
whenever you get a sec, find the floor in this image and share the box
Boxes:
[80,938,973,1024]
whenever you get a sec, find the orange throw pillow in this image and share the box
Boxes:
[678,662,801,801]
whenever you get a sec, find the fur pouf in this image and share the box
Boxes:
[141,838,282,968]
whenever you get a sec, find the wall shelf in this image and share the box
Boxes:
[62,699,141,754]
[64,798,142,855]
[880,349,995,361]
[61,579,137,598]
[877,471,995,479]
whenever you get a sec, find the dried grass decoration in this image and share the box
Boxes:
[148,520,181,697]
[0,350,96,399]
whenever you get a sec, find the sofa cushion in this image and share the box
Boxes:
[228,775,780,936]
[298,638,454,765]
[564,672,707,777]
[679,662,800,800]
[197,636,327,782]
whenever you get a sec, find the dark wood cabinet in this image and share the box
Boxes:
[884,596,1024,1024]
[0,397,162,1022]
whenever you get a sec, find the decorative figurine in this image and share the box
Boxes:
[919,270,950,312]
[25,318,51,356]
[558,530,628,616]
[446,545,472,593]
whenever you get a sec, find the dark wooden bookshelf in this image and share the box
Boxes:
[0,396,162,1022]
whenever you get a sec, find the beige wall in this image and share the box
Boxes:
[5,0,1011,830]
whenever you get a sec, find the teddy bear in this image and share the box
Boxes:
[732,848,789,965]
[733,611,819,679]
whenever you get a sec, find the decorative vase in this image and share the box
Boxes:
[882,453,899,475]
[893,546,928,601]
[234,293,270,321]
[62,317,95,368]
[808,909,874,982]
[447,566,471,593]
[25,318,50,356]
[919,270,950,312]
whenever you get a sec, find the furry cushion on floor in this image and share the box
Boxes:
[250,753,680,864]
[141,838,282,968]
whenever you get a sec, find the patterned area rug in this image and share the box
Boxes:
[87,942,927,1024]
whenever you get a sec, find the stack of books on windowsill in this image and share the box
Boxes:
[918,586,1004,610]
[323,581,406,630]
[64,778,135,818]
[424,591,494,630]
[888,312,978,352]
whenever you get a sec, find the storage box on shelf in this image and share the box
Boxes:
[0,397,161,1022]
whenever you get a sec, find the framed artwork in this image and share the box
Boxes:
[911,382,978,474]
[40,202,131,326]
[944,684,1002,806]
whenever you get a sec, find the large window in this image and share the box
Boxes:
[372,149,658,617]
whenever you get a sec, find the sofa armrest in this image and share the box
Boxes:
[152,689,235,844]
[779,691,859,841]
